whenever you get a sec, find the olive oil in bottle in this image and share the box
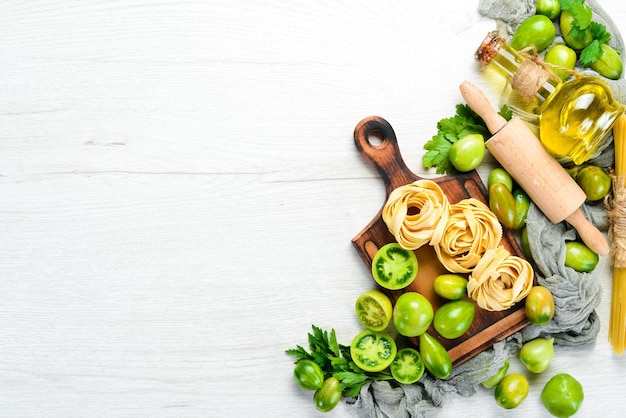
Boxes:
[475,31,625,165]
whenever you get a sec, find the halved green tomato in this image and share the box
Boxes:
[391,347,424,384]
[350,329,397,372]
[371,243,418,290]
[355,290,393,331]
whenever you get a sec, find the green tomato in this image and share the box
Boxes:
[355,290,393,331]
[419,332,452,379]
[510,14,556,52]
[481,359,510,388]
[433,300,475,339]
[393,292,434,337]
[350,330,397,373]
[371,243,418,290]
[519,337,554,373]
[495,373,529,409]
[520,226,532,260]
[449,134,485,172]
[487,167,514,192]
[390,347,425,384]
[313,376,342,412]
[512,189,531,230]
[433,274,468,300]
[560,11,593,50]
[525,286,555,325]
[544,44,577,81]
[541,373,584,418]
[489,183,517,229]
[576,165,611,201]
[293,359,324,390]
[565,241,599,272]
[590,43,623,80]
[536,0,561,19]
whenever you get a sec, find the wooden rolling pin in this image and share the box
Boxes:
[460,80,609,257]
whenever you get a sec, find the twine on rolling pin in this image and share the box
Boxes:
[607,172,626,268]
[511,46,585,101]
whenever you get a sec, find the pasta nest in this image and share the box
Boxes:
[382,180,450,250]
[467,246,534,311]
[431,198,503,273]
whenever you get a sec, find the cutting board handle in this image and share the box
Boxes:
[354,116,419,195]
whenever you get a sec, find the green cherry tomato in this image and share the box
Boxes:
[576,165,611,201]
[433,274,468,300]
[565,241,599,272]
[419,332,452,379]
[433,300,475,339]
[293,359,324,391]
[590,43,624,80]
[393,292,434,337]
[544,44,577,81]
[536,0,561,19]
[350,329,397,372]
[355,290,393,331]
[525,286,555,325]
[519,337,555,373]
[371,243,418,290]
[487,167,514,192]
[560,11,593,50]
[313,376,342,412]
[541,373,584,418]
[510,14,556,52]
[481,359,510,388]
[489,183,516,229]
[521,226,533,260]
[495,373,529,409]
[391,347,425,384]
[448,134,485,172]
[512,189,531,230]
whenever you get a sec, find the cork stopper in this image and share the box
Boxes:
[475,31,504,65]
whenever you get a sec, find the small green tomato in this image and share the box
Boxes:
[519,337,555,373]
[314,376,342,412]
[541,373,584,418]
[448,134,485,172]
[565,241,599,273]
[576,165,611,201]
[495,374,529,409]
[525,286,555,325]
[510,14,556,52]
[536,0,561,19]
[544,44,577,81]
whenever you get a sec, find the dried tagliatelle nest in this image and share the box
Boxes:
[382,179,449,250]
[431,198,502,273]
[467,246,534,311]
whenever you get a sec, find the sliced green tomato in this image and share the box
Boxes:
[355,290,393,331]
[391,348,424,384]
[350,330,397,372]
[371,243,418,290]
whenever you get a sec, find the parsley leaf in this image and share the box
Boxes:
[580,22,611,66]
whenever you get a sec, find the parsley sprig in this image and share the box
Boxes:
[286,325,393,397]
[421,104,511,175]
[560,0,613,66]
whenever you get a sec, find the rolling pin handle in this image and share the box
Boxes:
[459,80,508,134]
[565,209,610,257]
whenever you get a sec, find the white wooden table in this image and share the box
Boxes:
[2,1,626,417]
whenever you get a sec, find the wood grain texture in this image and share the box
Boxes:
[1,1,626,417]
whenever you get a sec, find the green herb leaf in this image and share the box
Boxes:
[580,22,611,66]
[421,103,492,175]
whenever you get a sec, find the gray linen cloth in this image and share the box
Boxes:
[348,1,623,416]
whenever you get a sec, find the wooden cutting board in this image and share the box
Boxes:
[352,115,533,367]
